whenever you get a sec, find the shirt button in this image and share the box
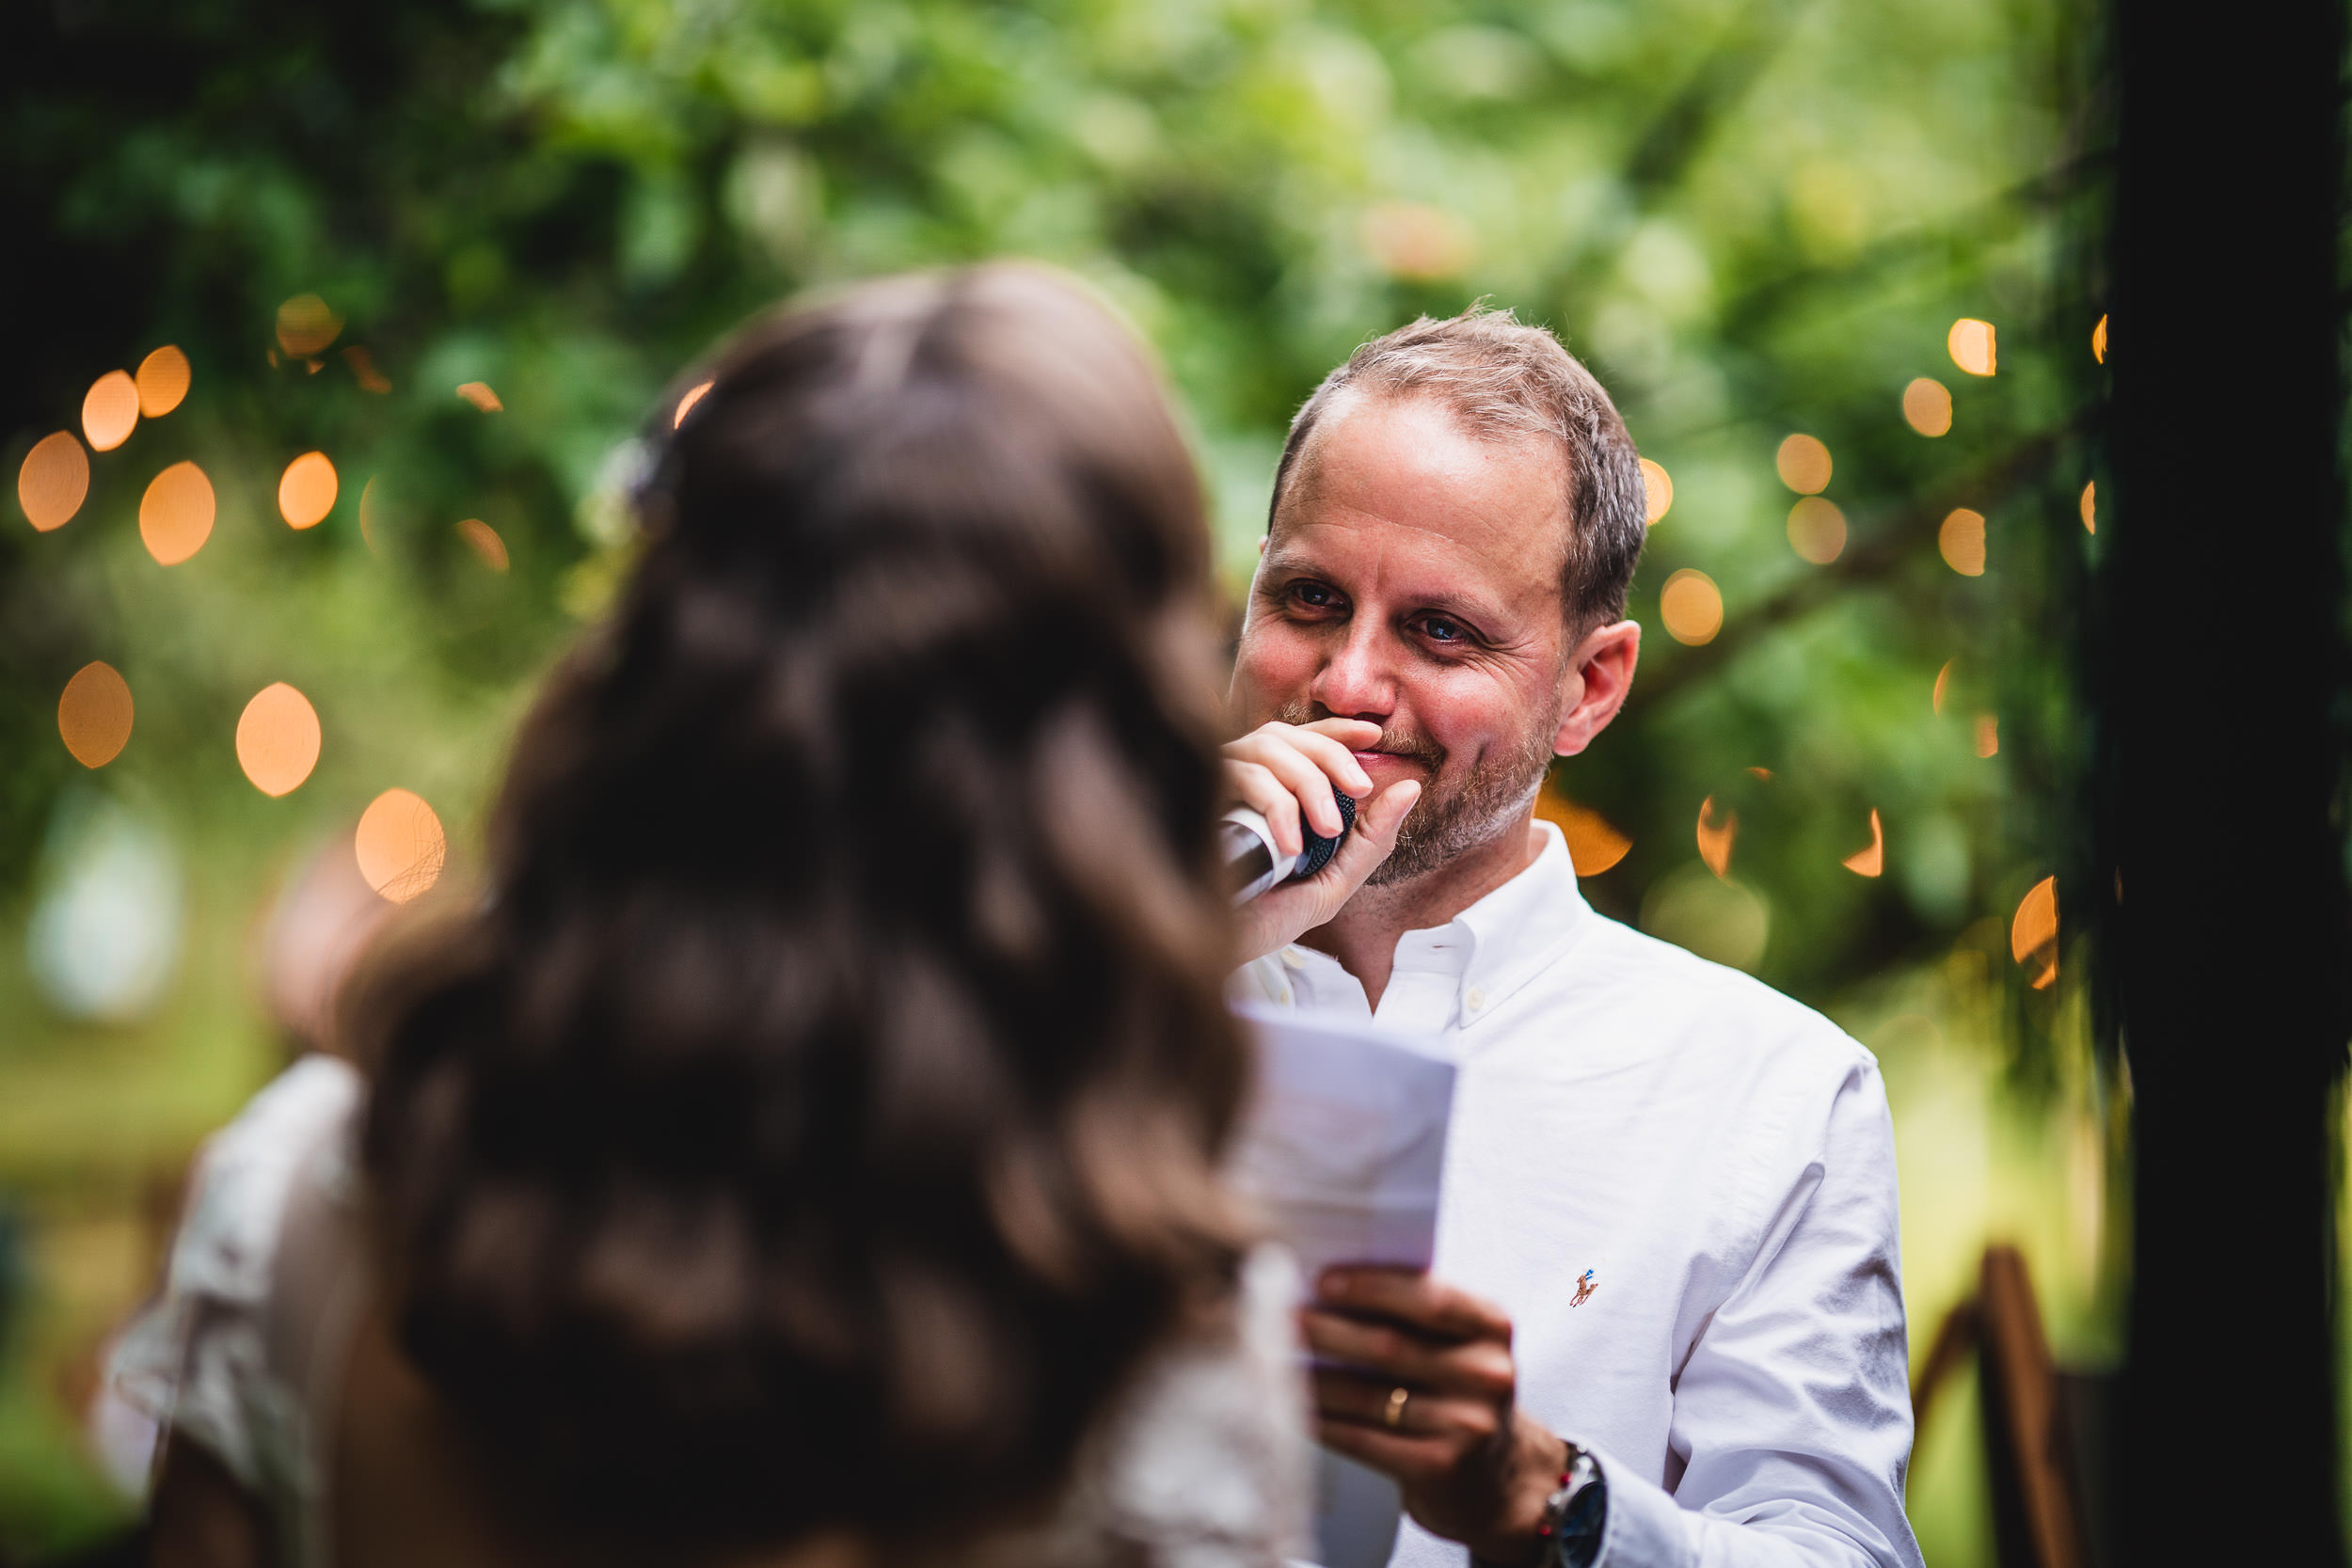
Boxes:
[1466,987,1486,1013]
[1276,984,1294,1006]
[1280,947,1306,971]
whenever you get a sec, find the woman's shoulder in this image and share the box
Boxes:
[1001,1243,1313,1568]
[109,1053,366,1491]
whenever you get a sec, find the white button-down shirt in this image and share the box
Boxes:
[1234,823,1922,1568]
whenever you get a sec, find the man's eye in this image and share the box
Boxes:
[1290,582,1338,609]
[1417,616,1466,643]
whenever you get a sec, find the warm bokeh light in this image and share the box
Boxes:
[1947,317,1997,376]
[359,476,384,554]
[57,661,134,768]
[1745,766,1773,781]
[1536,795,1631,876]
[1842,809,1883,877]
[1660,569,1723,645]
[19,432,89,532]
[278,451,339,529]
[457,518,510,571]
[2079,481,2096,534]
[1360,201,1474,281]
[675,379,714,428]
[1787,497,1846,563]
[1639,457,1673,524]
[1900,377,1952,437]
[236,683,322,797]
[135,346,192,418]
[343,345,391,394]
[1774,433,1832,494]
[356,787,447,903]
[456,381,504,412]
[2091,314,2107,364]
[82,371,139,451]
[1933,657,1954,714]
[1696,796,1737,878]
[2010,876,2058,958]
[139,461,215,565]
[2011,875,2058,989]
[277,293,342,356]
[1974,715,1999,757]
[1939,507,1986,576]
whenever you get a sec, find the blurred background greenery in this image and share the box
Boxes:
[3,0,2110,1559]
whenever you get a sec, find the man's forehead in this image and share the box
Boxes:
[1272,392,1572,597]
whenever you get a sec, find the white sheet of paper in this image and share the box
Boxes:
[1227,1002,1455,1282]
[1226,1004,1455,1568]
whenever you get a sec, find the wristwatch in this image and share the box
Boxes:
[1474,1443,1607,1568]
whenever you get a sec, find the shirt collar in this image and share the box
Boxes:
[1444,819,1588,1027]
[1281,819,1590,1030]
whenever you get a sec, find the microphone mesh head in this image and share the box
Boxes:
[1295,789,1356,880]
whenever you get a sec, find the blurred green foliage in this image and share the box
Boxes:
[3,0,2098,1556]
[4,0,2093,990]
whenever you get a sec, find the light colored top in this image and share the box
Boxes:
[111,1053,1314,1568]
[1232,822,1924,1568]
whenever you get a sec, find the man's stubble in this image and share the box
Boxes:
[1275,698,1559,885]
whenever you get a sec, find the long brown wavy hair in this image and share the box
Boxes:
[356,264,1250,1554]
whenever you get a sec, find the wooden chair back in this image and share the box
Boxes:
[1910,1244,2092,1568]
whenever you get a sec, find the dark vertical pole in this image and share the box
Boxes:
[2106,0,2348,1560]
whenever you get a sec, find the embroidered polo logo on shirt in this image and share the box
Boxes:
[1571,1269,1597,1307]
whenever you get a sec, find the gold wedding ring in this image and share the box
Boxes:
[1384,1386,1410,1429]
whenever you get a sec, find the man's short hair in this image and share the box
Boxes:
[1269,305,1647,630]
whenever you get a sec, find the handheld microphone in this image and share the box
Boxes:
[1220,788,1357,905]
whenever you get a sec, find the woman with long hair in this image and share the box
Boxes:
[118,264,1343,1567]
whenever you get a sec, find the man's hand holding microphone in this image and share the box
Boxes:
[1222,718,1418,965]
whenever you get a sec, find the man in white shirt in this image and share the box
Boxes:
[1222,309,1922,1568]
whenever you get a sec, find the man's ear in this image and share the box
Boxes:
[1552,620,1642,757]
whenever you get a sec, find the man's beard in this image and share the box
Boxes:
[1275,702,1556,885]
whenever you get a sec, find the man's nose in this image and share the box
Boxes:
[1310,621,1397,721]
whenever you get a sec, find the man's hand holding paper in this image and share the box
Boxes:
[1302,1269,1563,1566]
